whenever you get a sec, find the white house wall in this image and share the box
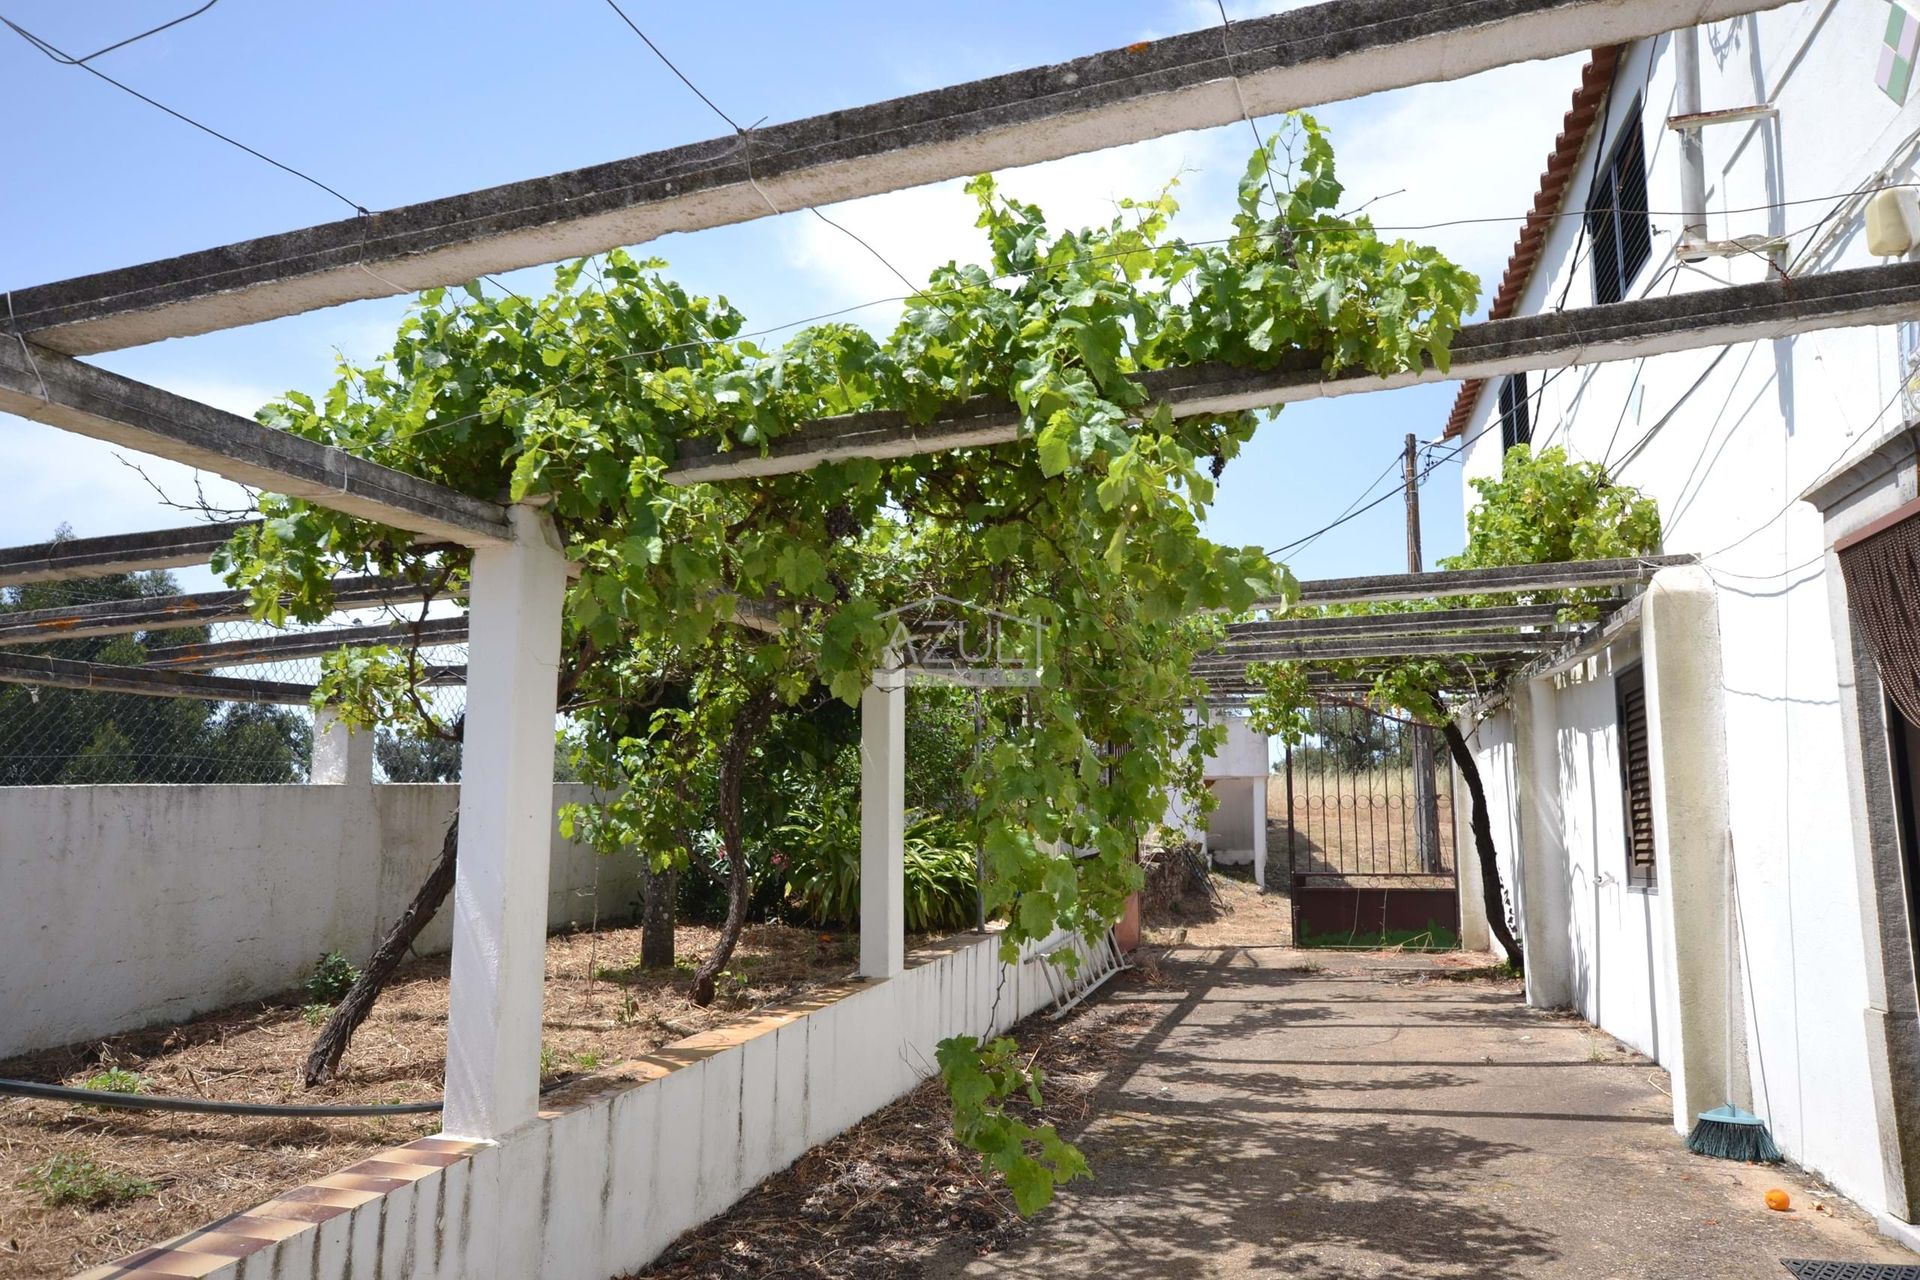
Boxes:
[1546,645,1677,1064]
[1455,3,1915,1216]
[0,783,642,1060]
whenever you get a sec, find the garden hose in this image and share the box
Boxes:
[0,1077,441,1118]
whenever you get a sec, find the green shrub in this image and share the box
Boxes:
[21,1154,155,1208]
[783,803,979,933]
[305,950,360,1004]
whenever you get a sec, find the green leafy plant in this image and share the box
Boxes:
[20,1154,156,1209]
[305,950,360,1005]
[80,1067,146,1096]
[301,1003,333,1026]
[937,1035,1089,1215]
[214,113,1476,1204]
[782,803,980,933]
[539,1044,561,1079]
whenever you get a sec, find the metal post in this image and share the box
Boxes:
[1405,433,1443,873]
[859,662,906,979]
[1285,742,1298,943]
[972,688,986,933]
[1674,27,1711,261]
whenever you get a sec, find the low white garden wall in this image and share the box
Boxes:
[0,782,641,1060]
[73,929,1095,1280]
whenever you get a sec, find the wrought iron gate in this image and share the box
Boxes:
[1282,699,1461,948]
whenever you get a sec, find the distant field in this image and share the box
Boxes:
[1268,768,1457,877]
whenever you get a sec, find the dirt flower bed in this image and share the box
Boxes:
[629,996,1153,1280]
[0,921,857,1279]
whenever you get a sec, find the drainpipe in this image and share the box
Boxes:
[1674,27,1711,262]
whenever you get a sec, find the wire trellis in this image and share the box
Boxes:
[0,576,469,786]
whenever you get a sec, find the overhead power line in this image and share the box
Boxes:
[35,0,221,65]
[0,8,365,214]
[597,0,946,313]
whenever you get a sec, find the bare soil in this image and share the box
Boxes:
[627,998,1155,1279]
[0,921,858,1279]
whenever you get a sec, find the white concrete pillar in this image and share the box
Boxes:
[1513,676,1574,1008]
[1641,565,1736,1134]
[1252,776,1268,891]
[442,505,569,1141]
[310,705,373,786]
[859,662,906,980]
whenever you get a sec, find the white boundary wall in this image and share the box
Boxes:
[0,783,640,1060]
[73,929,1097,1280]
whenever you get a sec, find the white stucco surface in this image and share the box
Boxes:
[0,782,641,1060]
[1451,5,1917,1218]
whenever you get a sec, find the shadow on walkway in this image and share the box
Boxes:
[928,947,1919,1279]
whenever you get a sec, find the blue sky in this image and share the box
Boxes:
[2,0,1585,584]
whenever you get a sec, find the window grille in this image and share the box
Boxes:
[1498,373,1532,453]
[1615,664,1658,889]
[1586,101,1652,306]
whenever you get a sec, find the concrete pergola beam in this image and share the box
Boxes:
[4,0,1778,356]
[0,520,261,587]
[665,263,1920,483]
[142,615,469,669]
[0,651,315,704]
[1207,632,1566,663]
[0,343,511,546]
[1223,602,1607,642]
[0,577,422,646]
[1277,555,1697,609]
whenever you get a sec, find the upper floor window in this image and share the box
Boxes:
[1498,372,1532,453]
[1587,100,1653,305]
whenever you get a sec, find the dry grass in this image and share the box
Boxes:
[627,999,1153,1279]
[0,921,858,1279]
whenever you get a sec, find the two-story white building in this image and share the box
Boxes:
[1447,5,1920,1244]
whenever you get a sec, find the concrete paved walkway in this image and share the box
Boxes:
[933,945,1920,1280]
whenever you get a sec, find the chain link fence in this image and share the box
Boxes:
[0,571,467,785]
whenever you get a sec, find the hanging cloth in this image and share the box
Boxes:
[1837,494,1920,727]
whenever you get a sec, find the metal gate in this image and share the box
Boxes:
[1282,700,1461,948]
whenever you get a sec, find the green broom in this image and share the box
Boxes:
[1687,843,1781,1163]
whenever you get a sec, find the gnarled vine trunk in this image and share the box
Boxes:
[638,862,676,969]
[690,691,778,1006]
[305,813,458,1085]
[1437,716,1523,973]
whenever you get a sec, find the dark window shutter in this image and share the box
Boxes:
[1616,665,1658,889]
[1614,119,1652,288]
[1587,101,1651,306]
[1587,169,1622,305]
[1499,373,1531,453]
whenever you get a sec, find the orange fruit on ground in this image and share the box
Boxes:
[1764,1188,1791,1211]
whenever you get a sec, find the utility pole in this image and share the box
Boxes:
[1404,434,1442,874]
